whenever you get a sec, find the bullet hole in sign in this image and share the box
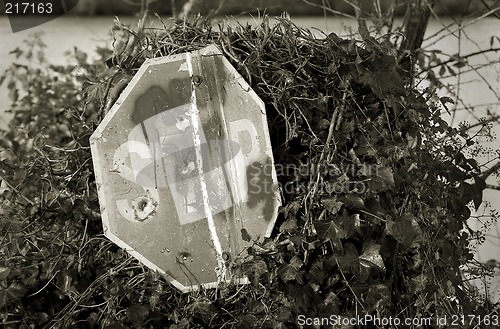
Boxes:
[192,75,202,86]
[132,195,157,221]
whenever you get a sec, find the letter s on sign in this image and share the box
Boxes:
[112,140,160,222]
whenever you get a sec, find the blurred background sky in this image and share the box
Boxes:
[0,0,499,17]
[55,0,500,17]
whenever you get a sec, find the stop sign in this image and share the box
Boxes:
[90,45,281,292]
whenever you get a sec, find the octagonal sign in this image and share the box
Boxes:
[90,45,281,292]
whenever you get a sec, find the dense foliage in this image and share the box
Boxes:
[0,16,498,328]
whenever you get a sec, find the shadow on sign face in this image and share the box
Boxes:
[246,157,277,222]
[132,80,191,142]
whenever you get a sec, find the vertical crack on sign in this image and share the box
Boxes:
[212,58,241,258]
[186,52,226,283]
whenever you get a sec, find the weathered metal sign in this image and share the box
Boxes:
[90,45,281,292]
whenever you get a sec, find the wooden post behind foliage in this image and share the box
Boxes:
[400,0,434,53]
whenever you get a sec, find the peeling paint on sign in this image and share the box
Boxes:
[90,45,281,293]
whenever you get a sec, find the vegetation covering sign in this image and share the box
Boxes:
[90,45,281,292]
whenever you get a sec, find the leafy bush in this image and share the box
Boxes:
[0,16,498,328]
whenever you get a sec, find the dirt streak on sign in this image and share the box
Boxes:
[90,45,281,292]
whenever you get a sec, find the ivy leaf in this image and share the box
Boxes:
[56,270,74,297]
[377,143,410,162]
[286,283,322,314]
[350,213,362,233]
[319,291,340,317]
[0,282,27,308]
[280,218,298,234]
[241,228,251,242]
[315,221,339,240]
[340,120,355,135]
[453,58,467,68]
[440,96,455,105]
[315,221,343,252]
[275,307,292,322]
[8,80,18,102]
[9,47,23,59]
[277,256,303,283]
[325,273,340,289]
[466,158,480,171]
[387,213,423,247]
[341,194,365,209]
[237,314,258,328]
[368,166,395,192]
[0,160,16,177]
[359,260,372,282]
[321,197,343,215]
[448,196,470,220]
[355,136,377,157]
[439,65,446,76]
[242,259,268,286]
[0,267,11,281]
[365,198,386,223]
[365,282,391,312]
[289,233,306,247]
[282,200,301,219]
[246,298,265,315]
[323,291,340,308]
[472,173,486,211]
[340,212,357,239]
[307,259,325,284]
[84,82,106,104]
[330,243,359,275]
[359,242,385,271]
[126,305,150,327]
[356,54,406,98]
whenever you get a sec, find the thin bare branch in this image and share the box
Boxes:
[481,161,500,181]
[300,0,356,18]
[464,116,500,131]
[479,0,500,19]
[486,184,500,191]
[426,48,500,71]
[424,6,500,46]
